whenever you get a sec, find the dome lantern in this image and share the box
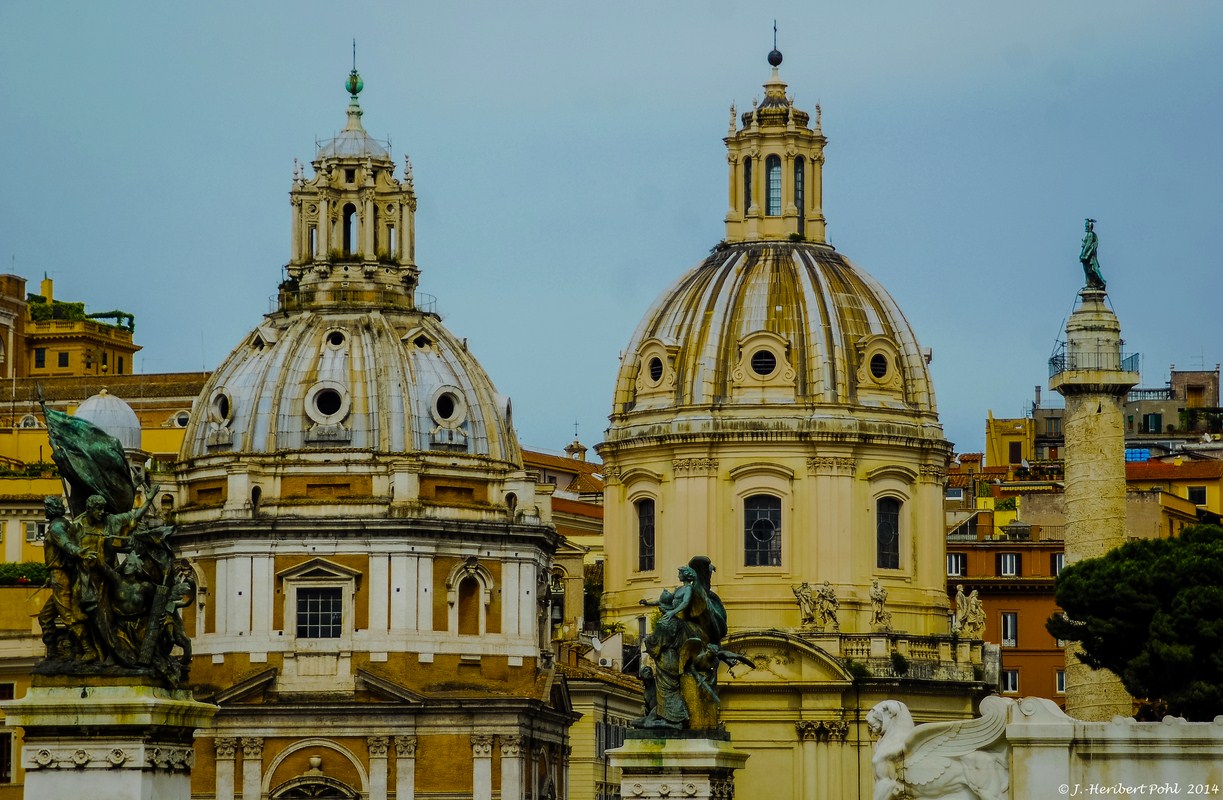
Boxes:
[724,49,827,243]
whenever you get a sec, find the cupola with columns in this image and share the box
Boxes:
[724,46,827,243]
[285,63,420,311]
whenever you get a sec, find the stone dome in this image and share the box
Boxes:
[606,241,940,443]
[75,388,142,450]
[180,307,519,463]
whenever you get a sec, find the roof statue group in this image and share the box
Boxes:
[633,557,755,732]
[34,393,194,687]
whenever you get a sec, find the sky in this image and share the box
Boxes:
[1,2,1221,457]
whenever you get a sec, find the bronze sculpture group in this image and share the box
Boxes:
[34,394,194,687]
[633,557,754,731]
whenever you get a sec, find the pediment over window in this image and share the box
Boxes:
[276,557,363,583]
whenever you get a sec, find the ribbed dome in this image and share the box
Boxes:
[180,308,519,463]
[607,241,939,441]
[75,389,142,451]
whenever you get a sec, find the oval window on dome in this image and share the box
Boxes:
[174,411,190,428]
[750,349,778,377]
[870,353,889,379]
[325,330,346,347]
[209,389,233,425]
[648,357,664,383]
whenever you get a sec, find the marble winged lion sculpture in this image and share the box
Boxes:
[867,696,1011,800]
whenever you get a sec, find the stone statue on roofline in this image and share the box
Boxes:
[632,556,754,732]
[33,389,195,687]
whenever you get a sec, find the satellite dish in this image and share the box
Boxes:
[590,636,603,653]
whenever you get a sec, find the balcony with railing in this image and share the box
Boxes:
[1048,342,1139,379]
[1128,387,1175,402]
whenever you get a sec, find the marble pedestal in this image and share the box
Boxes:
[2,677,216,800]
[609,732,749,800]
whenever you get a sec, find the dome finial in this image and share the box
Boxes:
[767,20,783,68]
[344,39,365,130]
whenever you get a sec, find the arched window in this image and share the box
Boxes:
[743,157,753,210]
[636,499,656,572]
[342,203,357,255]
[765,155,782,216]
[744,494,782,566]
[794,157,805,237]
[457,576,480,635]
[877,497,901,569]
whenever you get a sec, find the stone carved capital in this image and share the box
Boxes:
[471,735,494,757]
[500,734,523,757]
[797,719,850,742]
[672,458,719,477]
[241,737,264,758]
[919,463,947,483]
[807,456,856,476]
[394,736,417,758]
[214,737,239,759]
[367,736,390,758]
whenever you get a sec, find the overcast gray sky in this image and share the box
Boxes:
[2,2,1220,457]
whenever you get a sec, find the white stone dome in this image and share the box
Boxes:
[180,307,519,464]
[75,389,142,451]
[606,241,941,443]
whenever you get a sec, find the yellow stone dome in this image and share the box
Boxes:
[606,240,941,445]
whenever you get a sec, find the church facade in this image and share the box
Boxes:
[598,50,988,799]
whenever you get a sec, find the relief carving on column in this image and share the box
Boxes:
[214,737,238,759]
[919,464,947,484]
[367,736,390,758]
[471,735,494,757]
[500,735,523,758]
[394,736,417,758]
[241,737,264,759]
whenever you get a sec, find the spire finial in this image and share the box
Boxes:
[346,40,363,98]
[768,21,783,67]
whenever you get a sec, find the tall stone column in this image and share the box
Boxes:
[795,722,819,800]
[241,737,264,800]
[367,736,389,800]
[471,735,493,800]
[1050,287,1139,720]
[500,735,524,800]
[215,737,238,800]
[394,736,417,800]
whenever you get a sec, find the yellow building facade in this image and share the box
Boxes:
[599,50,985,799]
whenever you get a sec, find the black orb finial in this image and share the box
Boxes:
[768,20,782,67]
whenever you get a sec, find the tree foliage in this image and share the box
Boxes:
[1047,524,1223,720]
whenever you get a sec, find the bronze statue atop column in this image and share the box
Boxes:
[1079,218,1107,291]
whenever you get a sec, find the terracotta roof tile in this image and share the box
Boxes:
[1126,461,1223,480]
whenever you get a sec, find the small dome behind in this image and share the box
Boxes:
[75,389,142,451]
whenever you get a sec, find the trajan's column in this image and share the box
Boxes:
[1048,219,1139,720]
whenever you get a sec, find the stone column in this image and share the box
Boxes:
[367,736,389,800]
[500,735,523,800]
[215,737,238,800]
[317,197,329,256]
[1050,288,1139,720]
[795,722,819,800]
[471,735,494,800]
[363,192,375,259]
[394,736,417,800]
[241,737,264,800]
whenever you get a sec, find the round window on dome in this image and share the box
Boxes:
[315,389,343,417]
[648,357,664,383]
[174,411,190,428]
[429,385,468,428]
[436,392,457,420]
[750,349,778,377]
[304,381,352,426]
[870,353,889,380]
[326,330,346,347]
